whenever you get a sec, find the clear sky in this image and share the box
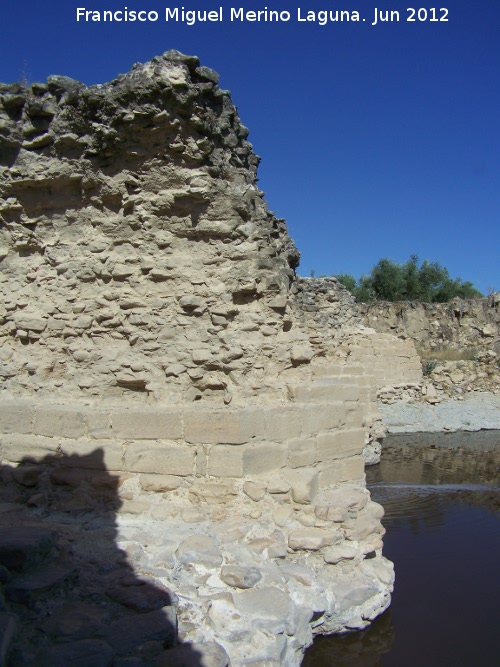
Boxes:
[2,1,498,292]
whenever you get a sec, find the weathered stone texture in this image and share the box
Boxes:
[0,51,302,405]
[0,53,401,667]
[360,296,500,398]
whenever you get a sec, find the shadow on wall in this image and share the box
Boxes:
[0,448,208,666]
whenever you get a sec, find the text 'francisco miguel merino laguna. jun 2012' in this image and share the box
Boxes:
[75,7,450,27]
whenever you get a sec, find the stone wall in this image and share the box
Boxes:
[0,52,399,664]
[0,51,301,405]
[359,295,500,350]
[0,393,366,483]
[294,277,423,391]
[359,296,500,398]
[0,394,393,665]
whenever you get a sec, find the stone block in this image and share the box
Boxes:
[288,381,360,403]
[33,405,86,439]
[288,528,342,551]
[323,544,359,564]
[184,407,262,444]
[207,442,286,478]
[139,474,182,492]
[287,437,316,468]
[124,441,194,476]
[262,407,302,441]
[290,344,313,364]
[189,481,237,504]
[300,402,345,435]
[85,410,112,439]
[1,434,60,462]
[58,440,123,471]
[334,578,378,614]
[282,468,318,504]
[112,409,182,440]
[243,481,266,501]
[0,401,33,434]
[220,565,262,589]
[318,455,365,486]
[317,429,365,462]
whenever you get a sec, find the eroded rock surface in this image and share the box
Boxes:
[0,51,401,665]
[0,50,303,404]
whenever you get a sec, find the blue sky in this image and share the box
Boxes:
[2,1,499,292]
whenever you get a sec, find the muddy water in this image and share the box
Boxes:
[302,432,500,667]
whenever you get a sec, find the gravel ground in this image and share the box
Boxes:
[378,391,500,434]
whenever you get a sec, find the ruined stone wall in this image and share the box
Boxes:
[0,392,366,484]
[359,296,500,398]
[0,52,397,664]
[0,51,303,405]
[294,278,423,391]
[358,295,500,351]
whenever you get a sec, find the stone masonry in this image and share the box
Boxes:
[359,296,500,401]
[0,52,406,665]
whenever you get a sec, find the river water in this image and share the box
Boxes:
[302,432,500,667]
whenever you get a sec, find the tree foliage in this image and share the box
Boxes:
[335,255,483,303]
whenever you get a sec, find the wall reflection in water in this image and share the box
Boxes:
[302,609,394,667]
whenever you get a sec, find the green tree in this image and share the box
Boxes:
[334,255,483,303]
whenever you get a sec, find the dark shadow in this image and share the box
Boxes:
[0,449,207,666]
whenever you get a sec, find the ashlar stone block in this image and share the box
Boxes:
[318,455,365,486]
[0,401,34,434]
[112,409,182,440]
[33,405,86,439]
[287,437,316,469]
[207,442,286,478]
[300,402,345,436]
[58,440,123,471]
[124,441,194,476]
[184,407,262,445]
[316,428,365,462]
[1,434,60,462]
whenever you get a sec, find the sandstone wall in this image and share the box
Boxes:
[0,52,397,664]
[0,390,393,665]
[294,278,423,389]
[359,295,500,351]
[359,296,500,398]
[0,51,302,405]
[0,392,367,484]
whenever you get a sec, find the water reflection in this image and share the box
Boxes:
[302,431,500,667]
[302,609,394,667]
